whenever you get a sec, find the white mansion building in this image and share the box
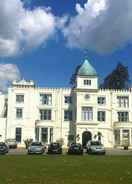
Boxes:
[0,59,132,148]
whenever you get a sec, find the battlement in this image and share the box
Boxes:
[12,79,35,88]
[99,88,132,93]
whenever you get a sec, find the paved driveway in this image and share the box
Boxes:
[7,148,132,155]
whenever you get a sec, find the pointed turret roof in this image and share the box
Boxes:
[78,59,97,76]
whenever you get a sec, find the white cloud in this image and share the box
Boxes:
[63,0,132,54]
[0,0,56,57]
[0,64,21,92]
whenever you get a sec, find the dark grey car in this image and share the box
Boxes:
[0,142,9,154]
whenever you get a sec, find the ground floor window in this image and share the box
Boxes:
[15,127,22,142]
[35,128,39,141]
[114,129,131,146]
[40,127,53,143]
[114,130,120,145]
[122,129,130,145]
[49,128,53,143]
[41,128,48,143]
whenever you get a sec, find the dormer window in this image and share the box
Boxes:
[84,80,91,85]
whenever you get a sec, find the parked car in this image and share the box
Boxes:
[68,143,83,155]
[0,142,9,154]
[86,141,106,155]
[47,143,62,154]
[28,142,45,154]
[5,139,17,149]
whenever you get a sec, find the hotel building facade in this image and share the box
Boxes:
[0,59,132,148]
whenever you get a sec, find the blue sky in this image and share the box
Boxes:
[0,0,132,90]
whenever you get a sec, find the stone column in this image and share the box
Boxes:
[39,127,41,142]
[129,129,132,146]
[120,129,122,146]
[48,128,50,144]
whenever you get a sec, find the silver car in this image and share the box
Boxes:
[28,142,45,154]
[5,139,17,149]
[87,141,106,155]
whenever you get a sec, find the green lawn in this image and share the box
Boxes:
[0,155,132,184]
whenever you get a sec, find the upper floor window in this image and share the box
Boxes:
[64,110,72,121]
[82,107,93,121]
[64,96,72,104]
[84,80,91,85]
[40,94,52,105]
[118,112,129,122]
[40,109,51,120]
[85,94,90,100]
[98,97,106,105]
[98,111,106,122]
[16,95,24,103]
[16,108,23,119]
[117,96,129,108]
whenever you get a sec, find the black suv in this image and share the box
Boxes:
[47,143,62,154]
[68,143,83,155]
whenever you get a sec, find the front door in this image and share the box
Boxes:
[82,131,92,147]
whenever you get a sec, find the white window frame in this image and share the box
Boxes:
[16,108,23,119]
[97,111,106,122]
[40,94,52,105]
[117,96,129,108]
[82,107,93,121]
[118,111,129,122]
[84,80,91,86]
[16,94,24,103]
[98,96,106,105]
[40,109,52,120]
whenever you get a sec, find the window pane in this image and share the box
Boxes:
[40,109,51,120]
[50,128,53,143]
[41,128,48,143]
[84,80,91,85]
[64,110,72,121]
[40,94,52,105]
[82,107,93,121]
[117,96,129,108]
[98,97,106,105]
[15,128,22,142]
[64,96,72,104]
[118,112,129,122]
[16,108,23,119]
[98,111,106,121]
[16,95,24,103]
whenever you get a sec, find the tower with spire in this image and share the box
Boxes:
[76,59,98,90]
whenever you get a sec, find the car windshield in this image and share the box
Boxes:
[90,141,102,146]
[6,139,16,142]
[0,142,6,146]
[51,143,59,148]
[31,142,42,146]
[71,144,81,148]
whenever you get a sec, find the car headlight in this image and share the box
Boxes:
[28,147,31,151]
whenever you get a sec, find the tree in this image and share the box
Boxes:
[70,64,81,86]
[94,132,103,142]
[100,62,130,89]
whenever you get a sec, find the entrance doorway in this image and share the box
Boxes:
[82,131,92,147]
